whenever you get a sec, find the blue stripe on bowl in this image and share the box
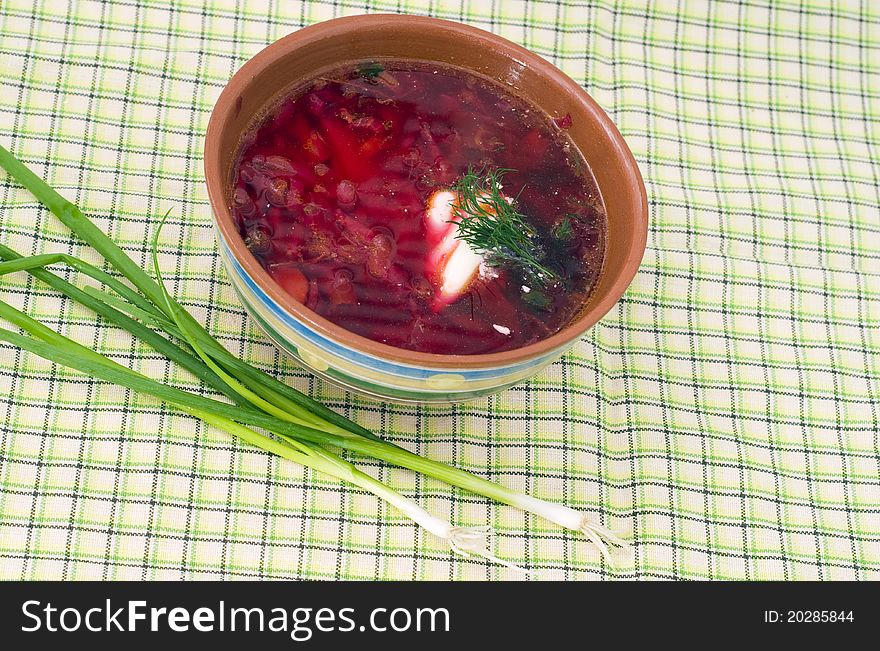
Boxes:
[232,283,482,395]
[218,237,560,381]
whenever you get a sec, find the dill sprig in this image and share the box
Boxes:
[358,61,384,80]
[451,166,557,286]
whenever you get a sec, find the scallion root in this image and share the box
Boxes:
[446,526,531,574]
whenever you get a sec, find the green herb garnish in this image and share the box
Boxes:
[358,61,384,80]
[451,166,557,287]
[553,214,576,240]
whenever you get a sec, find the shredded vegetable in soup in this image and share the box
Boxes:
[232,60,607,354]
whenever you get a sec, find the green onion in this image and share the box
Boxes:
[0,302,525,570]
[0,143,377,441]
[0,143,628,567]
[0,246,244,405]
[0,253,164,319]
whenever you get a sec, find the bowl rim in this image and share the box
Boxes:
[205,13,648,370]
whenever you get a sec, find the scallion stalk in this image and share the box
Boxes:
[0,245,244,404]
[0,292,626,566]
[0,304,523,570]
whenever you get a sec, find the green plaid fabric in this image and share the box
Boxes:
[0,0,877,580]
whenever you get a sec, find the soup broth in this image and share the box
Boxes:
[232,60,606,355]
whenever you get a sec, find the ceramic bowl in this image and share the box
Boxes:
[204,14,647,404]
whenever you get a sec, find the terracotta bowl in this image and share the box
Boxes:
[205,14,647,404]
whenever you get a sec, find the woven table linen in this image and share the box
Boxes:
[0,0,877,580]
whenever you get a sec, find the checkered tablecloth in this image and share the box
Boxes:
[0,1,877,580]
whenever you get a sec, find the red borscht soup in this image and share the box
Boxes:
[231,60,606,355]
